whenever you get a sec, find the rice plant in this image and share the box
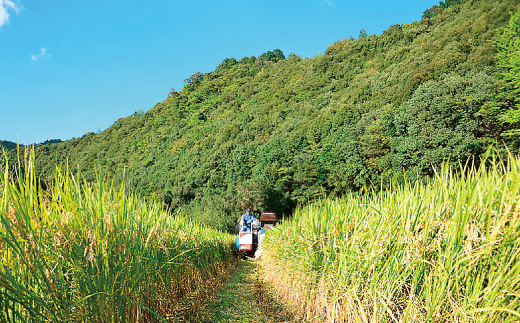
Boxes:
[260,153,520,322]
[0,148,236,322]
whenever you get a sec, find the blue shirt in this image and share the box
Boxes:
[241,213,256,230]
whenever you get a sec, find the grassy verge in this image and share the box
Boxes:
[0,148,236,322]
[260,154,520,322]
[199,259,298,323]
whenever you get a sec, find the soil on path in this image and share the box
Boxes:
[198,259,300,323]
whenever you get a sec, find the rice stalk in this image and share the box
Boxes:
[0,147,236,322]
[260,152,520,322]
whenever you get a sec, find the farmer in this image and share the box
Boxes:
[240,208,257,232]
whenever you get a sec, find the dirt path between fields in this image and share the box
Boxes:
[196,258,300,323]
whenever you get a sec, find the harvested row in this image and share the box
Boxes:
[0,149,236,322]
[260,154,520,322]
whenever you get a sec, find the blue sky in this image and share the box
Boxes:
[0,0,439,144]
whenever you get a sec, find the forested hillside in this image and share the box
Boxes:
[0,140,18,151]
[31,0,520,230]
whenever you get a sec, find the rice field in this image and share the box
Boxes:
[0,148,236,322]
[260,154,520,322]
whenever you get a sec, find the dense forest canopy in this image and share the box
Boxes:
[0,139,61,150]
[0,140,18,151]
[22,0,520,231]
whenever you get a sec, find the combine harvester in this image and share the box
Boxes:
[236,213,278,258]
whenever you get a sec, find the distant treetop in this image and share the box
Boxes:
[423,0,466,19]
[260,49,285,62]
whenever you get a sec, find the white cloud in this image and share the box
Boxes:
[0,0,22,27]
[30,47,51,61]
[321,0,334,7]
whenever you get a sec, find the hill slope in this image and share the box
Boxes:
[33,0,520,230]
[0,140,19,151]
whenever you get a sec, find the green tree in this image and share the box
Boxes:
[496,9,520,137]
[184,72,204,90]
[217,58,238,70]
[260,49,285,62]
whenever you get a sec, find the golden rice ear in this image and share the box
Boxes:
[0,149,236,321]
[258,153,520,322]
